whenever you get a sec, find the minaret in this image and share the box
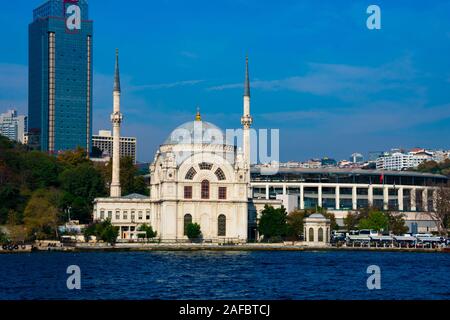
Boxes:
[241,56,253,172]
[110,49,123,197]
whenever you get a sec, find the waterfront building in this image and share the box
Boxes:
[250,167,447,234]
[92,130,137,164]
[93,55,448,241]
[0,110,27,144]
[28,0,93,153]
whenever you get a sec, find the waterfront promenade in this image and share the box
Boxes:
[2,240,449,254]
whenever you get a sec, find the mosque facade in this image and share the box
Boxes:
[93,53,255,242]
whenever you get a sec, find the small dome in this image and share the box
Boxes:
[306,213,328,220]
[163,120,226,146]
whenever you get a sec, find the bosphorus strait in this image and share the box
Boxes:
[0,251,449,300]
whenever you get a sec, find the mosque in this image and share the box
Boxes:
[93,51,258,242]
[93,51,447,242]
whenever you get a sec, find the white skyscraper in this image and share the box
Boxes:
[0,109,27,144]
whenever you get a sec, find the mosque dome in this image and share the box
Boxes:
[163,110,227,146]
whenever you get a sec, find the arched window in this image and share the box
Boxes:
[184,214,192,236]
[185,167,197,180]
[318,228,324,242]
[309,228,314,242]
[199,162,213,170]
[218,214,226,236]
[215,168,226,181]
[201,180,210,199]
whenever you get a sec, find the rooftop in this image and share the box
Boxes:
[251,166,447,179]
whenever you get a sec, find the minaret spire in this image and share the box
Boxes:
[241,55,253,191]
[114,49,121,92]
[244,55,250,98]
[110,49,123,198]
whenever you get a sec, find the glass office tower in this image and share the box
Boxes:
[28,0,93,153]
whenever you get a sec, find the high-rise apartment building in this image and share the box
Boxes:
[0,110,28,143]
[92,130,137,164]
[28,0,93,153]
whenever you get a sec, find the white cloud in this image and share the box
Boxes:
[208,58,421,100]
[129,79,204,92]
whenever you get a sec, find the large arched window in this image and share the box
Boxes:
[309,228,314,242]
[184,214,192,236]
[218,214,226,236]
[201,180,210,199]
[318,228,324,242]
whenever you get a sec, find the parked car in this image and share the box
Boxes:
[359,229,379,236]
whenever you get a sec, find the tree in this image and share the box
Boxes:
[21,151,60,189]
[286,209,307,240]
[424,184,450,235]
[102,156,149,196]
[57,147,89,168]
[416,159,450,177]
[23,189,62,240]
[59,163,106,223]
[137,224,157,239]
[387,212,409,235]
[186,223,202,240]
[84,219,119,244]
[323,211,339,231]
[344,212,359,231]
[358,209,389,232]
[258,205,288,242]
[90,146,103,159]
[0,229,9,244]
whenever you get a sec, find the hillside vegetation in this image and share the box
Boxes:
[0,135,148,241]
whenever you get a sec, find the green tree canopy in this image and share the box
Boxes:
[102,156,149,196]
[23,189,63,240]
[286,209,306,240]
[57,147,89,168]
[416,159,450,177]
[84,219,119,244]
[137,224,157,239]
[186,223,202,240]
[59,162,106,223]
[344,212,359,231]
[258,205,288,242]
[387,213,409,235]
[358,209,389,231]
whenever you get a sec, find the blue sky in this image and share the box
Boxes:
[1,0,449,162]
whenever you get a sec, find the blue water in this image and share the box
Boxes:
[0,251,449,300]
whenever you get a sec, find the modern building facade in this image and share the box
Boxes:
[376,152,432,170]
[92,130,137,163]
[250,167,447,234]
[28,0,93,153]
[0,110,27,143]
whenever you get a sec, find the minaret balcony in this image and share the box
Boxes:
[111,112,123,124]
[241,115,253,128]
